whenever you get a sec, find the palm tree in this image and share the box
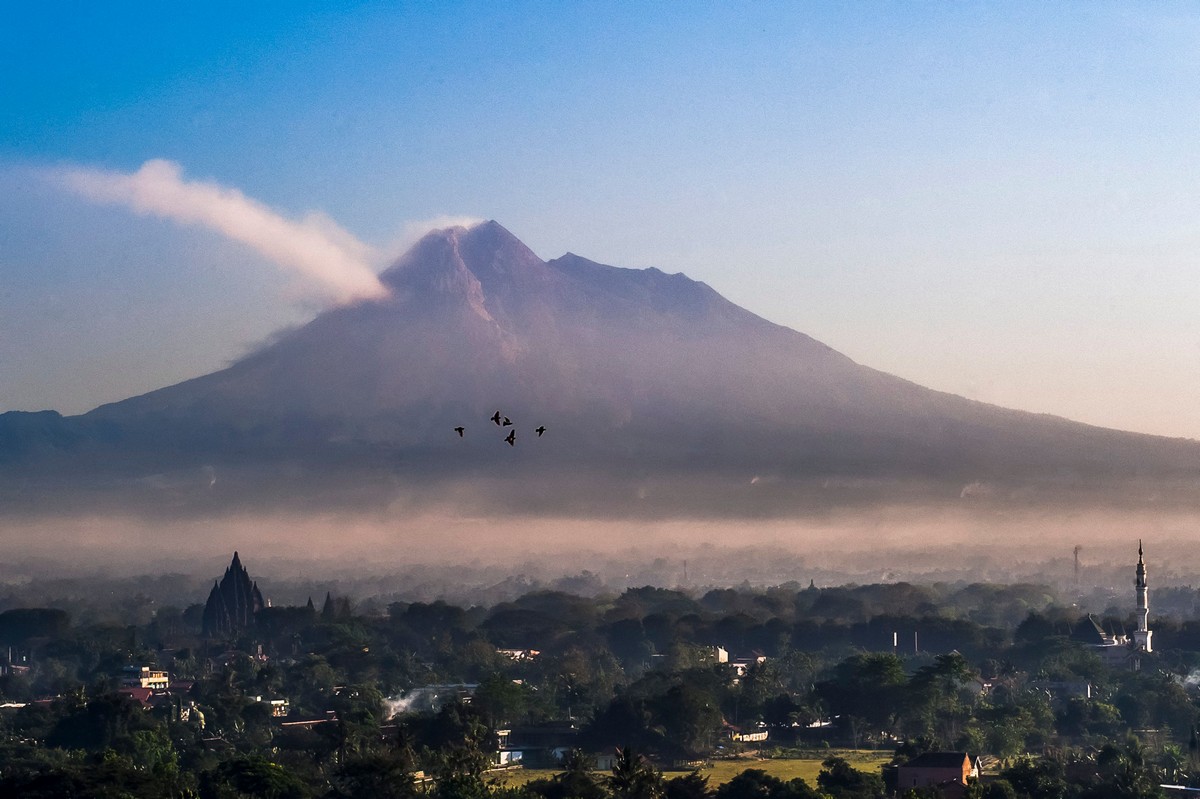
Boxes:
[610,746,664,799]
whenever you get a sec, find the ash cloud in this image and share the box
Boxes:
[52,159,389,305]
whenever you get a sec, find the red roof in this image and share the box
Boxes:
[118,687,154,707]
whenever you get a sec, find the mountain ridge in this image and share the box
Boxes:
[3,220,1198,516]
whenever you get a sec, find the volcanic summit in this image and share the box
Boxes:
[3,221,1199,516]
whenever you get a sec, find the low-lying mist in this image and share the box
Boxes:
[1,502,1196,615]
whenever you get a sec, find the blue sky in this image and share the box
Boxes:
[3,3,1200,437]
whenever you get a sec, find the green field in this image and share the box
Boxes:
[493,751,893,788]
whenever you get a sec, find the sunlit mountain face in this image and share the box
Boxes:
[3,221,1199,518]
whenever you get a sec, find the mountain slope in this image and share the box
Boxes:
[3,221,1198,515]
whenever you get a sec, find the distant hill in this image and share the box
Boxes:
[3,221,1198,517]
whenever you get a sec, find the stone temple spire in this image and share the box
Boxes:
[202,551,265,638]
[1133,540,1153,652]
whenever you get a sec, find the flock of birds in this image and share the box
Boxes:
[453,410,545,446]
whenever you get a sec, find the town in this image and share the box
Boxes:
[0,545,1195,798]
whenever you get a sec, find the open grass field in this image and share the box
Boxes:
[492,750,893,788]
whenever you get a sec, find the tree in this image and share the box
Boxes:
[46,693,161,753]
[1084,738,1166,799]
[473,673,529,727]
[1000,757,1068,799]
[429,744,491,799]
[817,756,886,799]
[540,749,608,799]
[327,752,419,799]
[205,756,312,799]
[585,694,656,753]
[817,654,907,742]
[0,608,70,645]
[609,747,664,799]
[666,771,713,799]
[964,781,1018,799]
[715,768,820,799]
[1157,743,1189,786]
[656,683,722,759]
[906,653,977,743]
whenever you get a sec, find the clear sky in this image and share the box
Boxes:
[3,2,1200,438]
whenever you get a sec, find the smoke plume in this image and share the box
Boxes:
[53,159,389,304]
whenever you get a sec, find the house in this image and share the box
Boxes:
[279,710,338,729]
[118,686,156,708]
[505,722,580,767]
[727,723,769,743]
[729,653,767,678]
[254,696,290,717]
[894,752,978,797]
[121,665,170,690]
[593,751,620,771]
[497,648,541,661]
[494,728,523,766]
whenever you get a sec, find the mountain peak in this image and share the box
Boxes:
[382,220,553,310]
[454,220,545,278]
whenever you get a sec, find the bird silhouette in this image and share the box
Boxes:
[490,411,502,425]
[502,417,513,426]
[535,426,546,437]
[454,427,465,437]
[504,430,516,446]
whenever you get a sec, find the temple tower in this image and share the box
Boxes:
[202,552,265,638]
[1133,540,1153,653]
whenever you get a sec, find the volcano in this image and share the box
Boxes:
[3,221,1199,516]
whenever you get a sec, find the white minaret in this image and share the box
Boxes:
[1133,540,1153,652]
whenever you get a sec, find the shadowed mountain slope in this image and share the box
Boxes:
[3,221,1198,516]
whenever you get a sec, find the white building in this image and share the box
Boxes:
[1087,543,1153,669]
[122,665,169,690]
[1133,540,1153,653]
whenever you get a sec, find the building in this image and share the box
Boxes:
[502,722,580,767]
[1082,615,1133,667]
[1133,540,1153,653]
[894,752,978,797]
[494,728,523,765]
[729,653,767,678]
[202,552,265,638]
[1083,542,1153,669]
[121,665,169,690]
[254,696,290,717]
[728,723,769,743]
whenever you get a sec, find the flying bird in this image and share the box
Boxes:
[454,427,464,437]
[535,426,546,437]
[504,430,516,446]
[490,411,502,425]
[502,416,513,426]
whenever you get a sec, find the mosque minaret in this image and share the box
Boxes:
[1132,540,1153,653]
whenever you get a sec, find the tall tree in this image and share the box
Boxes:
[609,747,664,799]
